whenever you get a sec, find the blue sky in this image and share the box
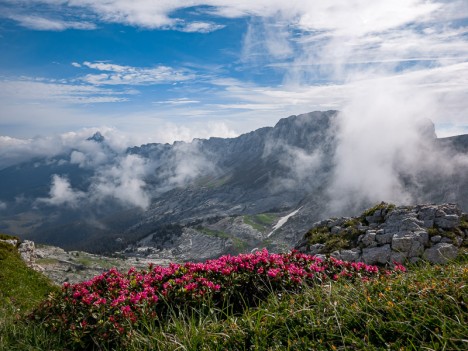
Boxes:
[0,0,467,145]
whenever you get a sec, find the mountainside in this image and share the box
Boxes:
[0,110,467,260]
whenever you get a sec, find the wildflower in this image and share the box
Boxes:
[267,268,281,278]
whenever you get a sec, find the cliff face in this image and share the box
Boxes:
[1,110,467,260]
[296,203,468,265]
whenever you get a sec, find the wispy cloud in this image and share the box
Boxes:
[8,14,96,31]
[1,0,467,142]
[179,21,225,33]
[0,78,132,104]
[80,61,194,86]
[155,98,200,105]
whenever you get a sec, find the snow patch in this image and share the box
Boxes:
[267,207,302,237]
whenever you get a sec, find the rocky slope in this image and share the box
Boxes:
[296,203,468,265]
[1,110,467,261]
[1,201,466,287]
[0,238,170,285]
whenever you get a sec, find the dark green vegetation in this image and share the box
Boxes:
[0,234,63,349]
[1,231,467,350]
[360,202,396,222]
[0,235,58,311]
[304,222,364,254]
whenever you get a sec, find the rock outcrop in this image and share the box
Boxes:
[295,203,468,265]
[1,237,171,285]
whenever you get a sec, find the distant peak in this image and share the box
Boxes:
[87,132,105,143]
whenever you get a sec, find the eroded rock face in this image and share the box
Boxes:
[18,240,35,264]
[296,203,467,265]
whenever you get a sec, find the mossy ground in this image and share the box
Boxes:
[305,225,363,254]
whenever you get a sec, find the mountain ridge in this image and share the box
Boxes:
[0,110,467,259]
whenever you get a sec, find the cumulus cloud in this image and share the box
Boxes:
[2,0,468,216]
[4,126,221,211]
[164,140,218,188]
[0,201,7,210]
[38,175,85,208]
[2,1,467,142]
[209,0,468,212]
[0,127,130,170]
[90,154,151,209]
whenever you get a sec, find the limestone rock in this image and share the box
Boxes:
[18,240,36,265]
[332,248,361,262]
[362,244,391,265]
[361,232,377,247]
[375,232,393,245]
[392,233,414,252]
[296,202,466,265]
[423,243,458,264]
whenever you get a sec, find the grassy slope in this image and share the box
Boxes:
[0,236,61,350]
[0,233,466,350]
[121,253,468,351]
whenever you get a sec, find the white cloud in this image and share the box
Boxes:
[38,175,85,208]
[90,154,151,209]
[0,78,132,104]
[164,141,218,188]
[241,19,293,67]
[7,14,96,31]
[0,127,133,169]
[179,21,225,33]
[0,201,6,210]
[1,0,467,151]
[80,61,194,85]
[155,98,200,105]
[69,150,87,167]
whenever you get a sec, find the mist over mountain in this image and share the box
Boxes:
[0,110,467,258]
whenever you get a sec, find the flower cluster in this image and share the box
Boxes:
[32,249,404,348]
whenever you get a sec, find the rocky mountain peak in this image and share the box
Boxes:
[87,131,105,143]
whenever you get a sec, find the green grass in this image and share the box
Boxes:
[251,214,278,226]
[232,237,248,251]
[360,202,396,219]
[1,231,467,350]
[243,213,278,232]
[35,258,59,265]
[198,227,231,239]
[0,237,57,312]
[94,253,468,350]
[0,234,62,350]
[73,255,115,269]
